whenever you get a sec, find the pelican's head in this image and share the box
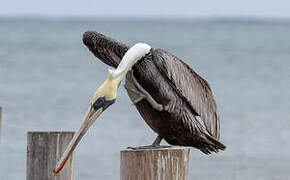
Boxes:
[91,70,120,110]
[53,43,151,175]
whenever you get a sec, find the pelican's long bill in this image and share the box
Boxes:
[52,43,151,175]
[53,106,104,175]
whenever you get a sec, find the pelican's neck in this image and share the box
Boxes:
[111,43,151,83]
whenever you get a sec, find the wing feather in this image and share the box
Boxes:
[83,31,129,68]
[153,49,220,139]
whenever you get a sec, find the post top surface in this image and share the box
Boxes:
[27,131,75,135]
[121,146,190,152]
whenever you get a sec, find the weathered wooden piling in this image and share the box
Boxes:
[120,147,190,180]
[27,132,74,180]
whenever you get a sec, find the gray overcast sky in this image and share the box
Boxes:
[1,0,290,18]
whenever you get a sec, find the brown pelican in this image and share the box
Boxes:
[53,32,226,174]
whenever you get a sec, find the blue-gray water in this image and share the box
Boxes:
[0,18,290,179]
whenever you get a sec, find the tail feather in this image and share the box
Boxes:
[198,134,226,154]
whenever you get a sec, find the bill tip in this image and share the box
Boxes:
[52,170,57,176]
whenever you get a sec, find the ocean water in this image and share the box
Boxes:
[0,18,290,180]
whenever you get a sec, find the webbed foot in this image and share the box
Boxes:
[127,145,172,150]
[127,135,165,150]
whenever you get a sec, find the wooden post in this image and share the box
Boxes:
[27,132,74,180]
[120,147,190,180]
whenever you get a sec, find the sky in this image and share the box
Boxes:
[1,0,290,18]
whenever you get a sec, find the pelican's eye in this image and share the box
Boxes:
[92,96,116,110]
[92,96,106,110]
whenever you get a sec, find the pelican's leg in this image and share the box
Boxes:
[127,135,170,150]
[125,70,163,111]
[152,135,162,147]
